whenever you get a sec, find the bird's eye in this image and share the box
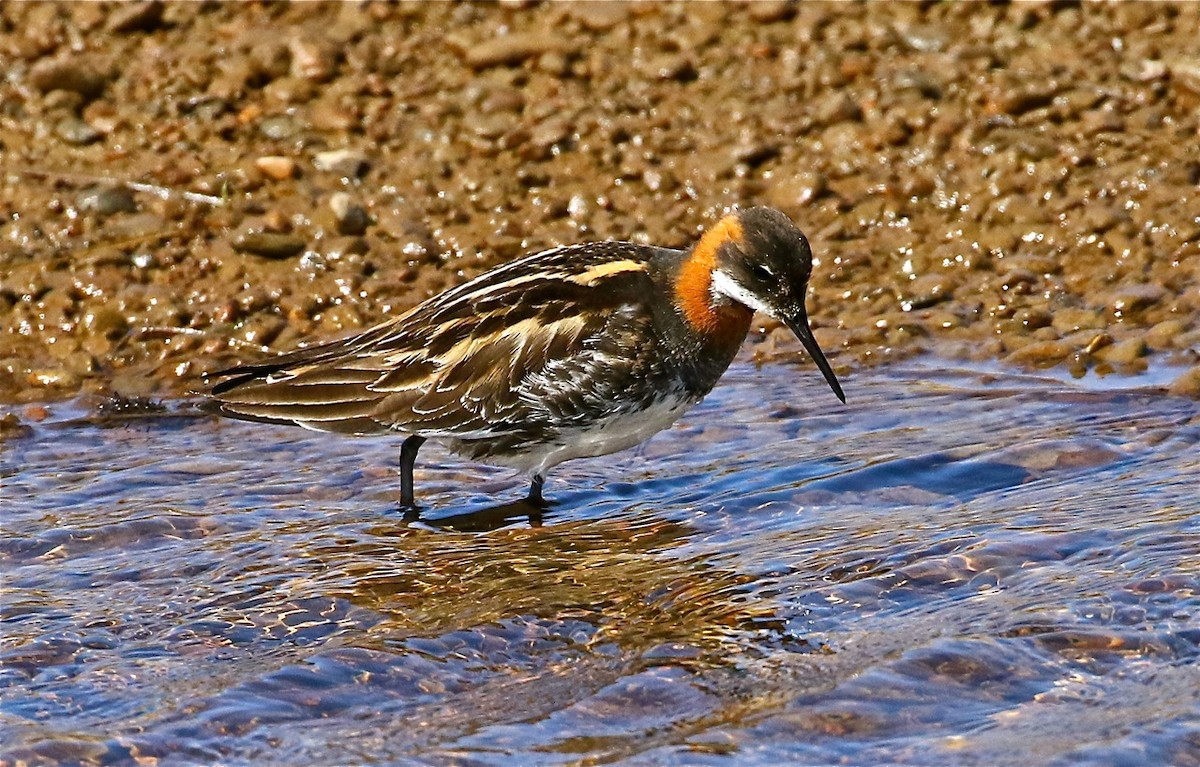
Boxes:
[750,264,774,281]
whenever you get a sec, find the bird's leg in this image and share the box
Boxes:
[527,473,546,506]
[399,435,426,508]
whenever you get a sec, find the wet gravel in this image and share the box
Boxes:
[2,2,1199,409]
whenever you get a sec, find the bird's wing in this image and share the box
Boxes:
[208,242,670,437]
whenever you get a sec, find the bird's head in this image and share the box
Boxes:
[678,206,845,403]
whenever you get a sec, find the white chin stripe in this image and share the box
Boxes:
[710,270,773,316]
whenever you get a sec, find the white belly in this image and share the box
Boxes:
[483,395,698,475]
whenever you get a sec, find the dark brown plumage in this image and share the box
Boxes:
[208,206,844,506]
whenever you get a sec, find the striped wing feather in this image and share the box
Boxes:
[208,242,671,440]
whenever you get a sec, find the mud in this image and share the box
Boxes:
[2,2,1199,408]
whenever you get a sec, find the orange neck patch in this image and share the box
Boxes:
[675,215,752,337]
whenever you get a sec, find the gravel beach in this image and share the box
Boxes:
[2,2,1198,409]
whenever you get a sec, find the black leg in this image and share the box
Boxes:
[400,435,426,507]
[527,473,545,506]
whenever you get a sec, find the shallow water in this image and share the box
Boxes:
[3,358,1199,767]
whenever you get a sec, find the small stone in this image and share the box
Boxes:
[106,212,168,241]
[1082,107,1126,134]
[1052,307,1106,334]
[232,231,306,259]
[329,192,369,236]
[1096,337,1147,365]
[29,369,80,389]
[639,53,698,82]
[83,307,129,339]
[567,194,589,221]
[899,274,953,311]
[1083,333,1113,354]
[308,98,355,131]
[289,37,337,82]
[1004,340,1072,368]
[107,1,163,33]
[568,2,629,30]
[900,24,947,53]
[731,141,779,167]
[313,148,370,178]
[258,115,298,140]
[1108,283,1166,316]
[1013,307,1052,330]
[29,56,111,98]
[1124,59,1167,83]
[1167,366,1200,398]
[55,117,102,145]
[747,0,795,23]
[1166,59,1200,97]
[815,93,862,125]
[255,155,297,180]
[461,32,563,69]
[767,171,826,209]
[894,69,943,99]
[77,185,137,216]
[323,235,370,258]
[63,351,98,377]
[0,412,32,441]
[1146,319,1188,350]
[989,83,1058,116]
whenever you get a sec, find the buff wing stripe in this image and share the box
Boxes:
[207,241,671,438]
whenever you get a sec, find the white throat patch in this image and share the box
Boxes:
[710,269,774,317]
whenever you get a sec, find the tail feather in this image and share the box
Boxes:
[206,350,392,433]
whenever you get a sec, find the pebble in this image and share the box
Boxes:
[106,212,169,241]
[29,56,111,98]
[1082,332,1113,354]
[747,0,795,23]
[1095,337,1147,365]
[288,37,336,82]
[83,307,129,339]
[900,24,947,53]
[258,115,298,140]
[63,351,98,377]
[1166,59,1200,97]
[568,2,630,31]
[255,155,297,180]
[461,32,563,69]
[106,1,163,33]
[1004,340,1072,368]
[232,231,307,259]
[1013,307,1052,330]
[308,97,355,131]
[1082,107,1126,134]
[313,148,370,178]
[1108,283,1167,316]
[0,412,32,441]
[55,117,102,145]
[767,171,827,209]
[329,192,369,236]
[1145,319,1187,350]
[988,82,1059,116]
[1051,307,1106,334]
[29,369,79,389]
[900,274,954,311]
[323,235,370,258]
[894,69,943,99]
[77,185,137,216]
[815,93,863,125]
[1167,366,1200,398]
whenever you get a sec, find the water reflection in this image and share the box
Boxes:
[2,360,1198,766]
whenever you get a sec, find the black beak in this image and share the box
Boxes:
[784,306,846,404]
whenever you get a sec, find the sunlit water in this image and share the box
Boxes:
[3,358,1198,766]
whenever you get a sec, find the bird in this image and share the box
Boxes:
[206,206,845,507]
